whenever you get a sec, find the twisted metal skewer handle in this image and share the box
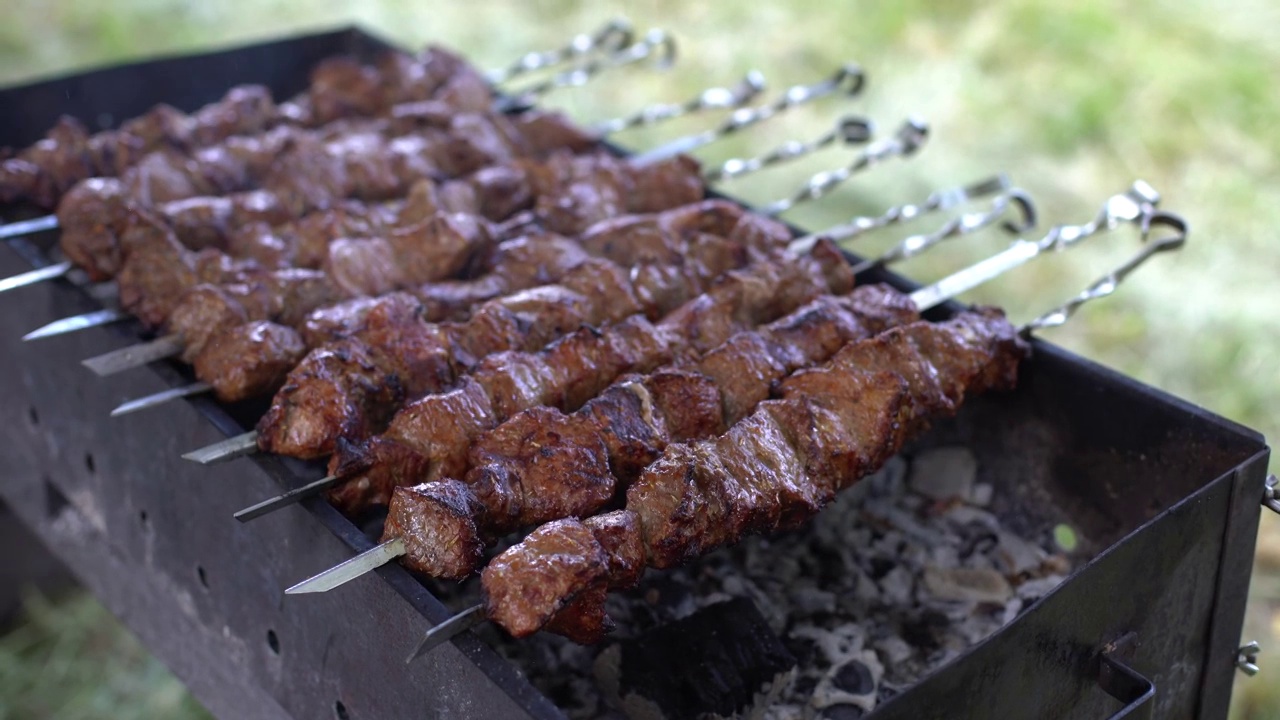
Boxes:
[761,116,929,216]
[789,174,1013,254]
[595,71,767,135]
[1021,206,1187,333]
[907,182,1167,312]
[705,116,874,183]
[850,189,1038,274]
[497,29,677,111]
[485,19,635,85]
[634,62,866,163]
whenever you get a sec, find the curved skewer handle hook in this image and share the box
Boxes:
[497,29,677,111]
[1021,205,1187,333]
[485,18,635,85]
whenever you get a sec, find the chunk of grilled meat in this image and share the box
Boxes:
[478,310,1029,642]
[327,238,856,517]
[376,283,911,581]
[0,44,523,208]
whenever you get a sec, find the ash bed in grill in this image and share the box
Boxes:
[0,27,1270,720]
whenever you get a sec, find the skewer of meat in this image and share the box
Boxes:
[0,63,861,296]
[233,180,1028,522]
[282,184,1160,598]
[173,123,931,468]
[72,114,888,387]
[0,20,646,209]
[455,208,1188,650]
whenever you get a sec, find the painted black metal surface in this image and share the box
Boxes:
[0,25,1271,720]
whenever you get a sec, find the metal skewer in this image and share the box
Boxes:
[280,183,1168,600]
[0,260,72,295]
[234,181,1028,521]
[760,116,929,216]
[484,19,635,85]
[403,190,1188,662]
[495,29,677,113]
[633,63,867,164]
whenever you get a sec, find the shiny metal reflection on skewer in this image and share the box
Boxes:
[110,382,213,417]
[181,431,259,465]
[24,308,130,341]
[0,261,72,295]
[285,537,406,594]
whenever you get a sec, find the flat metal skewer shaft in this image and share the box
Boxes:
[405,604,488,663]
[0,261,71,294]
[234,475,343,522]
[181,431,259,465]
[285,537,406,594]
[0,214,59,239]
[24,308,130,341]
[81,334,184,376]
[111,382,213,417]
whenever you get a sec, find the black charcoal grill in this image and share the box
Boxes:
[0,27,1271,720]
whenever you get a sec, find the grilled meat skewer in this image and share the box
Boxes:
[371,283,912,581]
[0,26,642,209]
[253,202,808,460]
[477,310,1029,643]
[55,108,601,282]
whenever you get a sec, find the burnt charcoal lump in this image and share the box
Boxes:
[603,598,795,719]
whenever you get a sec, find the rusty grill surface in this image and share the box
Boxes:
[0,27,1271,720]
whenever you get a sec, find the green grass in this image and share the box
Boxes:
[1,1,1277,717]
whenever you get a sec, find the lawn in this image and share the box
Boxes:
[1,1,1277,717]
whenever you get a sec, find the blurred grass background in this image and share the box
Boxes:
[0,0,1277,718]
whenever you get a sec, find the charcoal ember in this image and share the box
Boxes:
[595,598,796,720]
[921,566,1013,604]
[810,652,882,717]
[907,446,977,502]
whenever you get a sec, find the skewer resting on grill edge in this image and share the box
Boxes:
[80,114,910,384]
[17,72,774,341]
[231,178,1030,522]
[1,57,861,298]
[102,118,879,418]
[173,121,928,468]
[279,181,1163,599]
[401,202,1188,661]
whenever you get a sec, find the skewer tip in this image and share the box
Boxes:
[181,431,260,465]
[234,474,343,523]
[404,604,488,663]
[285,537,406,595]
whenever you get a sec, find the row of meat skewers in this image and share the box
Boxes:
[0,26,1189,660]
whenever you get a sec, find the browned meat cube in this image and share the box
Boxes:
[482,517,611,637]
[196,321,306,402]
[466,406,614,533]
[386,480,487,581]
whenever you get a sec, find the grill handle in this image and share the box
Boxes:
[1097,636,1155,720]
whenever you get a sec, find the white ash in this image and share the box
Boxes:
[462,446,1075,719]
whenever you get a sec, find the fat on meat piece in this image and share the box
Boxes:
[195,321,307,402]
[481,518,612,637]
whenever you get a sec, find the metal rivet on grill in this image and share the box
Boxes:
[1237,641,1261,676]
[1262,475,1280,515]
